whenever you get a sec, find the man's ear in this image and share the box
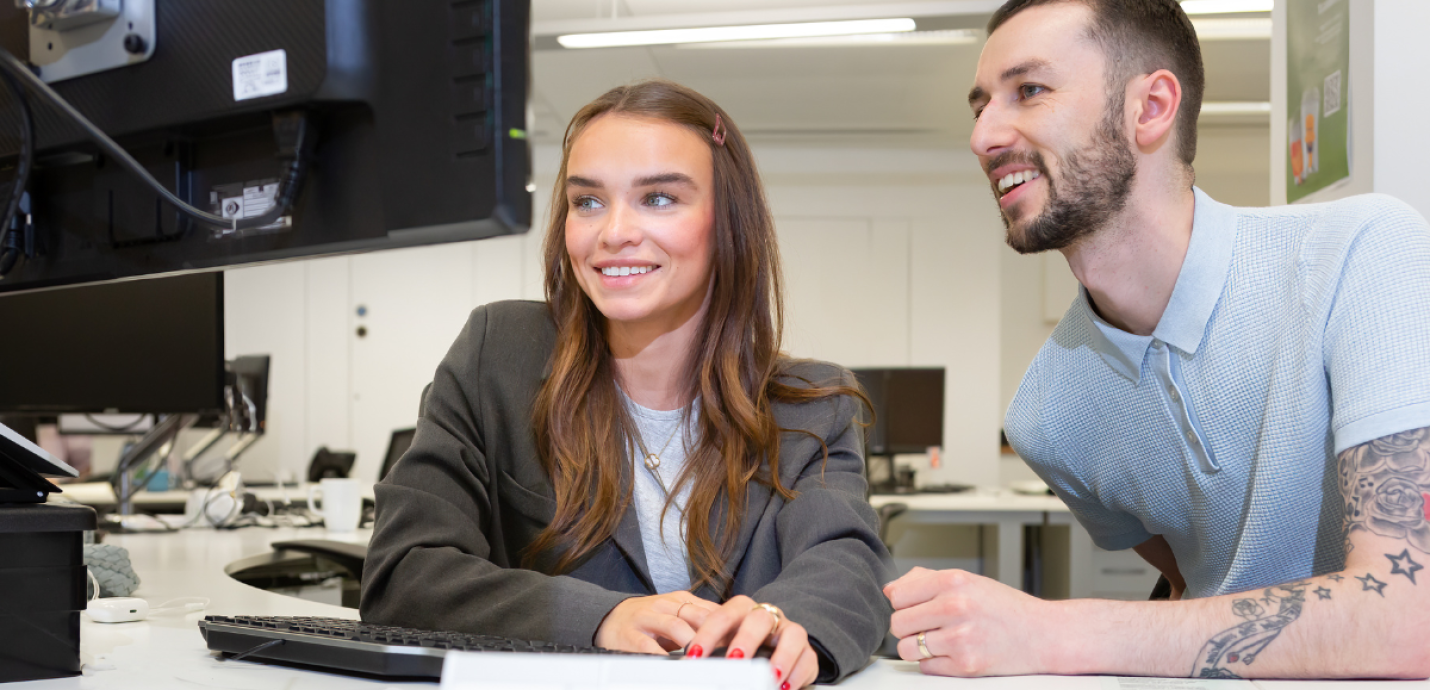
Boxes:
[1130,68,1181,151]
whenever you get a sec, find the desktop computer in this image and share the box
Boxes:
[850,367,948,493]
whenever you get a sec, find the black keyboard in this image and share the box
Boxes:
[199,615,641,679]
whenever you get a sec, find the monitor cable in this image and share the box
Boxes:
[0,66,35,279]
[0,47,317,247]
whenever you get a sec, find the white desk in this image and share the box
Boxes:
[870,491,1095,597]
[57,481,378,510]
[16,524,1426,689]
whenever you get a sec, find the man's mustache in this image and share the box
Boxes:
[984,151,1047,178]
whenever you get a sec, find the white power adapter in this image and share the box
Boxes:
[85,597,149,623]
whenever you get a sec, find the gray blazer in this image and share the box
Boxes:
[361,301,892,682]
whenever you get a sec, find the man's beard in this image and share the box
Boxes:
[994,103,1137,255]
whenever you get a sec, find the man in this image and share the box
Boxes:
[884,0,1430,679]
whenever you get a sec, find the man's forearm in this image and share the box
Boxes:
[1042,561,1429,678]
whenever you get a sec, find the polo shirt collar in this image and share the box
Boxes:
[1078,187,1238,384]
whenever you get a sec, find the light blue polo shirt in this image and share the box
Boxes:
[1006,188,1430,598]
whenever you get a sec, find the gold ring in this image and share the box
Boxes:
[676,602,691,619]
[752,602,783,631]
[917,630,933,660]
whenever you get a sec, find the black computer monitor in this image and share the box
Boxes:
[0,272,225,413]
[380,427,415,481]
[0,0,531,294]
[228,354,270,434]
[850,368,945,455]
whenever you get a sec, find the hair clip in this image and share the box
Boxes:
[712,114,727,147]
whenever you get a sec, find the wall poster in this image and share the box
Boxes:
[1286,0,1351,202]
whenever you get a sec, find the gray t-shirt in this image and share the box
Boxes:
[621,392,696,594]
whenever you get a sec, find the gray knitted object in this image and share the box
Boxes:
[84,543,140,598]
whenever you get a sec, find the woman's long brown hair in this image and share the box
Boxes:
[528,79,865,593]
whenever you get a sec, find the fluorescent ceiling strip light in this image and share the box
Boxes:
[557,18,917,49]
[676,29,981,49]
[1200,101,1272,116]
[1180,0,1274,14]
[1192,17,1272,40]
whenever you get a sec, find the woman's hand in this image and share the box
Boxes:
[594,591,718,655]
[683,595,818,690]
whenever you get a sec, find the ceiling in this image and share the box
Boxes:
[526,1,1272,150]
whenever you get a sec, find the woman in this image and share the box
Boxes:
[361,80,890,688]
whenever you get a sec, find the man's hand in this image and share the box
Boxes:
[594,592,716,655]
[884,567,1056,677]
[684,595,819,690]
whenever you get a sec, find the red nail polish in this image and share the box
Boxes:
[688,645,703,659]
[781,682,790,690]
[774,667,783,680]
[728,648,745,659]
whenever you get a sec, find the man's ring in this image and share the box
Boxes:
[916,630,933,660]
[752,603,783,631]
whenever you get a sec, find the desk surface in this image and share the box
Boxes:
[868,490,1069,513]
[57,481,378,508]
[20,523,1425,689]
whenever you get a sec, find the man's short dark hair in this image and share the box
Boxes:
[987,0,1205,171]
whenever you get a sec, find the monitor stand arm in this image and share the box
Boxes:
[110,413,197,517]
[224,433,260,465]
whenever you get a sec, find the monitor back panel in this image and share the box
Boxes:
[0,0,531,294]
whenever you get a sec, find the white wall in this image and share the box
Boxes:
[758,145,1005,488]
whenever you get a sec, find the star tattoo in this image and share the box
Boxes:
[1313,587,1332,600]
[1326,574,1344,582]
[1386,549,1424,585]
[1356,573,1387,596]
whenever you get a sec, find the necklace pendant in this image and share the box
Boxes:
[644,454,660,470]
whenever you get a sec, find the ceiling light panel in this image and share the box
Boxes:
[674,29,981,49]
[557,17,917,49]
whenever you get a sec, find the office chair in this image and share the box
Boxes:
[875,502,907,555]
[1149,574,1173,600]
[269,539,368,582]
[267,385,433,587]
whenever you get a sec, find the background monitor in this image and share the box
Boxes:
[850,367,945,455]
[379,427,415,481]
[0,272,225,413]
[228,354,270,434]
[0,0,531,294]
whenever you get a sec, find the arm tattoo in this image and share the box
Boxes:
[1339,427,1430,556]
[1386,549,1423,584]
[1187,426,1429,679]
[1192,584,1306,679]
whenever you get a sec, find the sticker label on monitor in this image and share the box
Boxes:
[210,179,287,236]
[232,49,288,101]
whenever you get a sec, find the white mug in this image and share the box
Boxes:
[308,478,363,532]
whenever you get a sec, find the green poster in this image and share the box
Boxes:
[1286,0,1351,202]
